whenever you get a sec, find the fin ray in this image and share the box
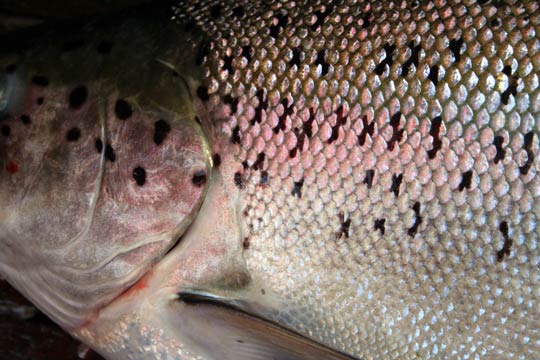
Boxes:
[173,291,360,360]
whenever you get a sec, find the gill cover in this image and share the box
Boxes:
[0,7,210,328]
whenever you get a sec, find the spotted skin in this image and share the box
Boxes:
[175,1,540,359]
[0,1,539,359]
[0,9,211,329]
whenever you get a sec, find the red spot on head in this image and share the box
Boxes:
[6,161,18,174]
[115,269,153,301]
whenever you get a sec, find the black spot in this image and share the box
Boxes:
[449,37,464,63]
[234,172,245,189]
[387,111,404,151]
[62,39,85,52]
[499,220,509,236]
[501,81,517,105]
[374,219,386,235]
[291,178,304,198]
[315,50,329,76]
[132,166,146,186]
[223,54,234,73]
[194,116,202,125]
[212,153,221,167]
[289,147,298,158]
[493,135,506,164]
[105,144,116,162]
[407,202,422,237]
[5,64,16,73]
[338,212,351,239]
[303,108,316,138]
[95,138,103,153]
[496,221,513,262]
[292,127,305,154]
[401,40,421,77]
[290,47,301,67]
[428,65,439,86]
[252,152,265,170]
[36,97,44,105]
[192,171,207,187]
[66,127,81,142]
[503,65,512,76]
[96,40,113,54]
[358,115,375,146]
[252,89,268,124]
[519,131,535,175]
[260,171,269,184]
[153,119,171,145]
[1,125,10,137]
[427,116,443,159]
[31,75,49,87]
[375,43,396,75]
[242,237,250,250]
[274,99,294,134]
[20,115,31,125]
[458,170,473,191]
[231,125,241,144]
[210,4,222,18]
[195,40,211,66]
[491,17,501,27]
[361,12,372,28]
[390,173,403,197]
[269,24,280,38]
[224,95,239,114]
[114,99,132,120]
[196,86,210,101]
[269,12,289,39]
[364,169,375,188]
[242,160,249,170]
[242,46,253,63]
[328,106,347,144]
[311,4,334,32]
[68,86,88,109]
[232,5,245,18]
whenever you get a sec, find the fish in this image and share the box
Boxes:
[0,0,539,359]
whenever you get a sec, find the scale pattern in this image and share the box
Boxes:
[176,1,540,358]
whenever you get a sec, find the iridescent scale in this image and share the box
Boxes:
[176,1,540,358]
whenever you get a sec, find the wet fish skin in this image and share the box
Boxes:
[0,0,539,359]
[0,5,212,328]
[168,0,540,359]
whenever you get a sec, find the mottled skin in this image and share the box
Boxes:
[0,1,540,360]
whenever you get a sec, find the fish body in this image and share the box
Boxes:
[0,1,539,359]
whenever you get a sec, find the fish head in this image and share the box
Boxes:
[0,6,213,331]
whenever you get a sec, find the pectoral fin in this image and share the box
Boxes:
[173,291,359,360]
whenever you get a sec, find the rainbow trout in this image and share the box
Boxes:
[0,1,538,359]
